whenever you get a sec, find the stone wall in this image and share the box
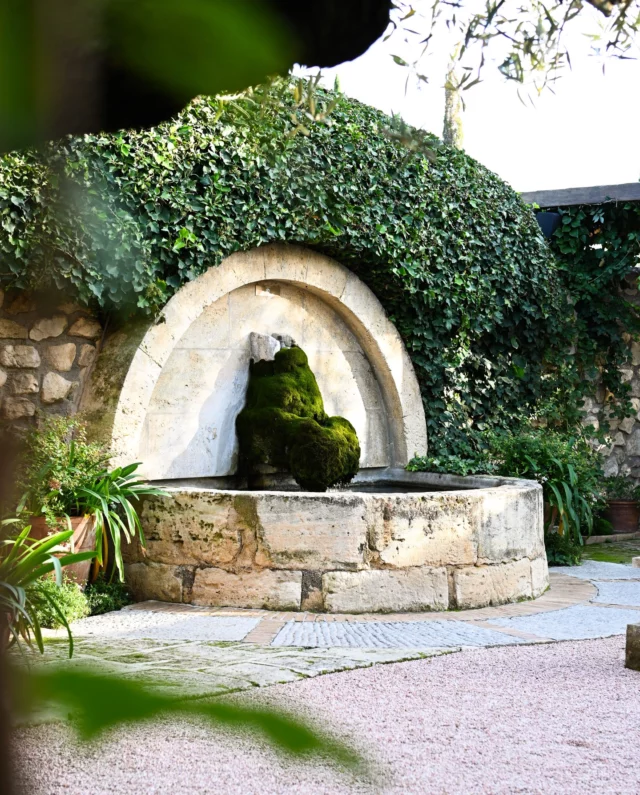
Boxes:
[584,274,640,479]
[0,287,102,426]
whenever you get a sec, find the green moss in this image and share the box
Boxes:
[236,346,360,492]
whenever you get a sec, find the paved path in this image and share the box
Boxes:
[32,562,640,697]
[14,561,640,794]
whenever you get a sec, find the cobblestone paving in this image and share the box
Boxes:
[553,560,640,580]
[29,561,640,705]
[272,618,526,649]
[592,580,640,606]
[487,603,640,640]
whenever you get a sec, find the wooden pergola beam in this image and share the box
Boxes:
[521,183,640,208]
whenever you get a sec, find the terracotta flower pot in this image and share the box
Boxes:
[28,515,96,585]
[603,500,640,535]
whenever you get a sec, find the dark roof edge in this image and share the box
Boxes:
[520,183,640,208]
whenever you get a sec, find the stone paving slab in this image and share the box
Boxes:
[592,581,640,607]
[70,611,261,641]
[553,561,640,581]
[487,604,640,640]
[271,619,526,649]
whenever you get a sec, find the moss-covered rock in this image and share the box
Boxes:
[236,346,360,492]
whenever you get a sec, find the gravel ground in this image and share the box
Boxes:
[15,636,640,795]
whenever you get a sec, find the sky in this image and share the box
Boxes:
[299,7,640,193]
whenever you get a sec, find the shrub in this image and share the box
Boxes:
[544,532,583,567]
[85,575,133,615]
[601,476,640,501]
[27,576,89,629]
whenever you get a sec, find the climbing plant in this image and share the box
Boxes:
[0,81,625,456]
[545,201,640,425]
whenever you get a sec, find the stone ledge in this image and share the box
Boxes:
[625,623,640,671]
[192,568,302,611]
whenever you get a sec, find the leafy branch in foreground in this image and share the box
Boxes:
[13,667,364,773]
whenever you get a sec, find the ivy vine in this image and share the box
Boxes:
[0,83,632,455]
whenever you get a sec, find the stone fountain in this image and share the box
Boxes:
[92,244,548,612]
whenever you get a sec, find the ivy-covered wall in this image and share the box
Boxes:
[0,84,621,456]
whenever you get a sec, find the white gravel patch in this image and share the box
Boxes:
[272,619,524,649]
[487,603,640,640]
[69,610,261,641]
[554,560,640,580]
[15,636,640,794]
[592,580,640,606]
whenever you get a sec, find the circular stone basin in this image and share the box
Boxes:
[125,468,548,613]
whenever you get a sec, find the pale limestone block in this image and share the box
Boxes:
[0,368,6,388]
[530,556,549,596]
[249,332,281,362]
[46,343,76,371]
[323,567,449,613]
[619,416,636,434]
[477,485,544,563]
[2,396,35,419]
[368,492,481,568]
[613,432,626,446]
[68,317,102,338]
[176,293,230,349]
[632,557,640,568]
[11,372,38,394]
[298,290,361,353]
[30,315,67,341]
[632,341,640,366]
[254,493,368,570]
[6,293,35,314]
[304,248,349,298]
[453,559,533,609]
[0,319,28,339]
[620,368,634,383]
[626,428,640,457]
[0,344,40,368]
[77,344,96,368]
[41,372,74,403]
[140,492,242,567]
[125,562,183,603]
[192,568,302,610]
[264,243,308,283]
[362,409,392,467]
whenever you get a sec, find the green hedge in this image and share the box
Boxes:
[0,84,589,455]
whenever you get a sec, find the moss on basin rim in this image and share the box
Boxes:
[236,346,360,492]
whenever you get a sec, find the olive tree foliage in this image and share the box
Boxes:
[388,0,640,95]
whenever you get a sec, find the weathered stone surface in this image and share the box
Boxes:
[141,492,243,567]
[249,331,281,362]
[30,315,67,341]
[323,567,449,613]
[254,493,368,570]
[625,623,640,671]
[604,456,620,477]
[125,562,183,603]
[57,301,87,315]
[368,493,481,568]
[632,342,640,367]
[0,368,6,388]
[453,559,533,609]
[192,568,302,610]
[77,343,96,367]
[477,486,544,563]
[633,557,640,568]
[626,428,640,458]
[619,416,635,435]
[68,317,102,338]
[2,396,35,419]
[11,372,38,394]
[109,244,427,478]
[0,344,40,368]
[41,372,74,403]
[6,293,35,314]
[46,342,76,371]
[530,556,549,596]
[0,319,28,339]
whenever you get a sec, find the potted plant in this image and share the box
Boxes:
[17,416,165,584]
[0,520,96,654]
[601,476,640,535]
